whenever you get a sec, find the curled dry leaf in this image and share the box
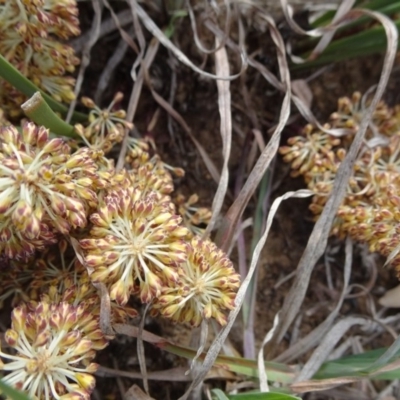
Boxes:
[379,284,400,308]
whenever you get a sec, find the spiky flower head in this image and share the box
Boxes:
[0,0,80,112]
[75,92,133,154]
[174,193,212,237]
[279,92,400,276]
[279,123,341,178]
[125,136,150,164]
[334,185,400,267]
[0,302,98,400]
[80,186,189,306]
[31,241,138,328]
[153,236,240,327]
[0,122,100,260]
[330,91,399,139]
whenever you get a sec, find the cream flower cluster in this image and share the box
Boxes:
[280,92,400,271]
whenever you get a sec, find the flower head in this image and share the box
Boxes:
[0,122,100,260]
[153,236,240,326]
[330,91,399,139]
[0,302,98,400]
[80,186,189,306]
[280,91,400,278]
[75,92,133,154]
[0,0,80,111]
[32,241,138,327]
[174,193,212,237]
[279,124,341,178]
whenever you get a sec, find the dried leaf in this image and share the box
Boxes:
[125,384,156,400]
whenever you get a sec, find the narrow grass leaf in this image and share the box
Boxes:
[66,0,102,123]
[258,312,280,392]
[275,237,353,364]
[133,2,247,81]
[211,389,230,400]
[113,323,296,383]
[294,317,370,382]
[228,392,301,400]
[0,54,86,122]
[0,380,30,400]
[204,37,232,236]
[215,14,291,252]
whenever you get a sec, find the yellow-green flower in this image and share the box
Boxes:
[0,302,98,400]
[153,236,240,327]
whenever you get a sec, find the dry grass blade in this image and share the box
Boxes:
[140,57,221,182]
[291,376,362,394]
[258,312,280,392]
[269,8,398,350]
[98,366,192,382]
[94,34,131,103]
[186,0,232,54]
[275,237,353,363]
[177,189,313,400]
[102,0,139,53]
[98,365,235,382]
[189,322,208,372]
[294,316,371,383]
[66,0,102,123]
[117,37,160,170]
[137,304,151,394]
[204,38,232,236]
[311,0,356,59]
[113,323,164,344]
[279,0,336,37]
[93,282,115,338]
[70,10,133,53]
[204,20,283,90]
[215,14,291,252]
[133,2,247,81]
[127,0,147,80]
[125,384,156,400]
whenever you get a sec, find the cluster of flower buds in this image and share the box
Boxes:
[0,97,238,397]
[0,302,98,399]
[0,0,80,113]
[0,2,240,389]
[75,92,133,154]
[279,92,400,274]
[0,122,109,261]
[174,193,213,237]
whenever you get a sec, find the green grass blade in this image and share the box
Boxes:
[21,92,78,139]
[157,341,296,383]
[0,380,30,400]
[212,389,231,400]
[314,347,400,380]
[0,54,87,123]
[311,0,396,28]
[293,18,400,69]
[227,391,301,400]
[360,335,400,374]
